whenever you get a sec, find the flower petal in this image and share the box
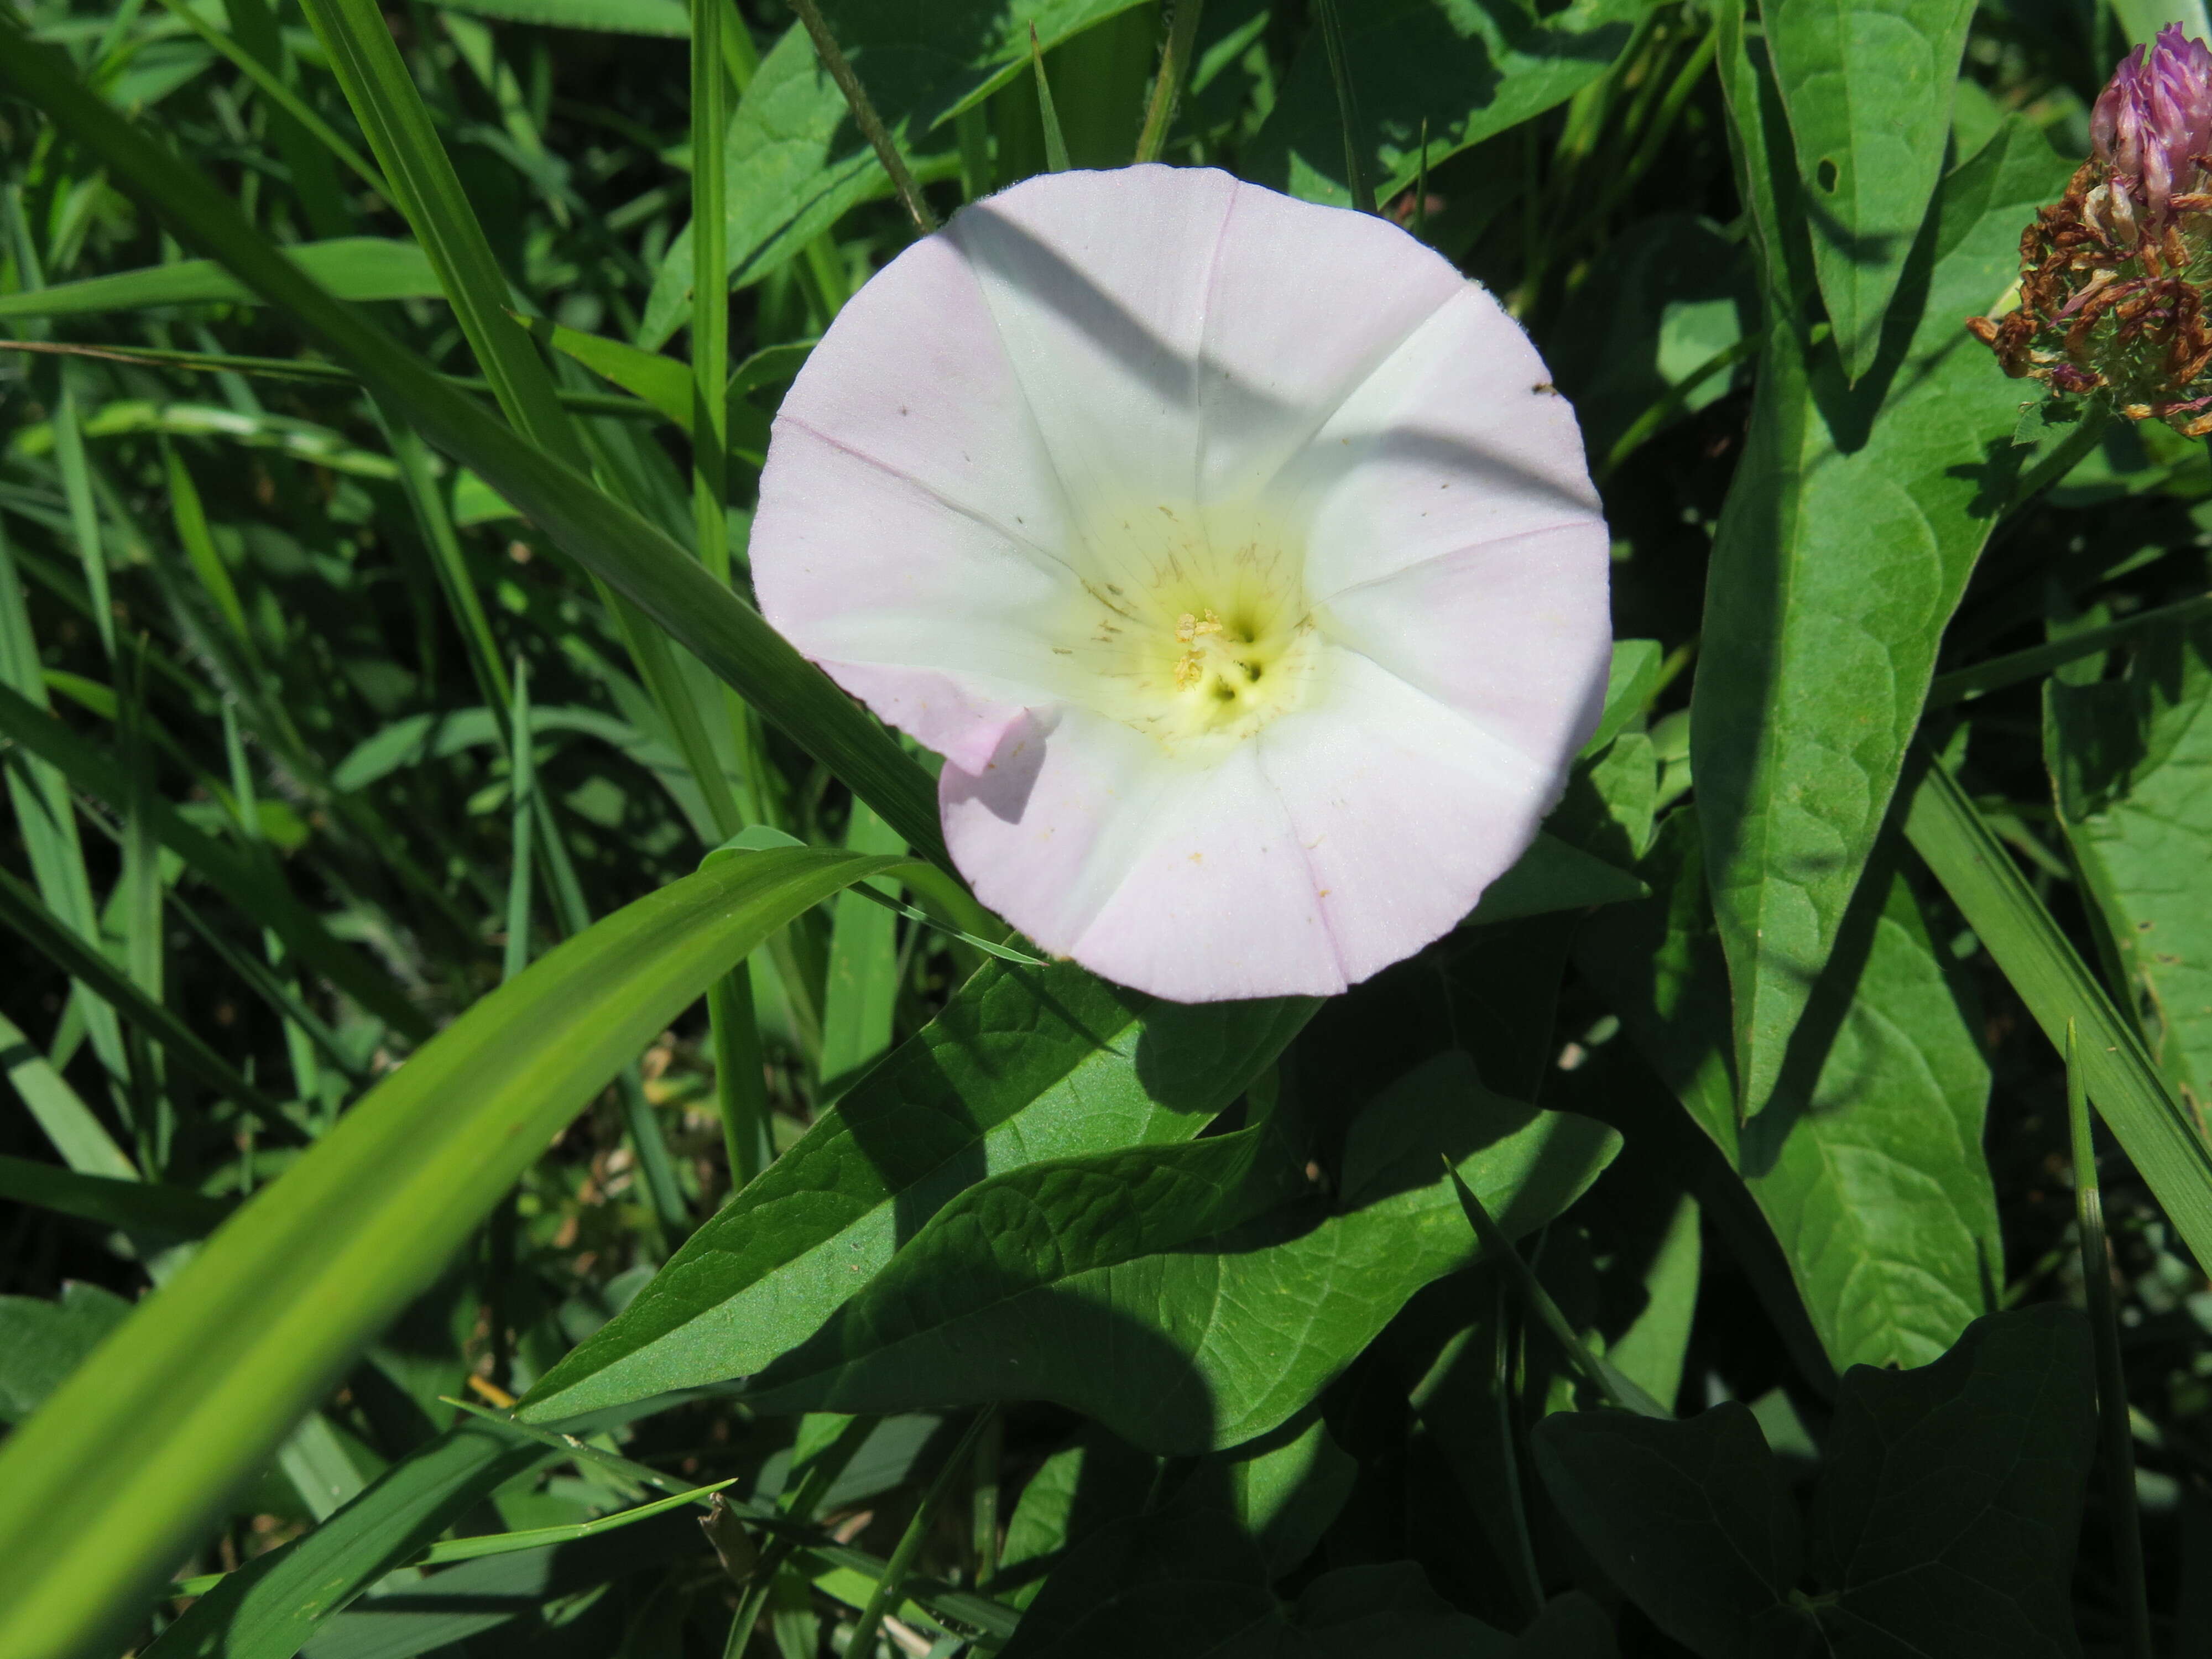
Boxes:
[940,709,1346,1000]
[1286,284,1603,601]
[1253,648,1567,987]
[1318,520,1613,769]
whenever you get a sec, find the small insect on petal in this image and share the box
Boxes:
[752,166,1612,1002]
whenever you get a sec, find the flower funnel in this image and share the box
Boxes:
[752,165,1611,1002]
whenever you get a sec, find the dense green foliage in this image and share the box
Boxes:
[1,0,2209,1653]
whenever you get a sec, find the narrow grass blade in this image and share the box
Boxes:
[0,1010,135,1178]
[0,682,426,1037]
[0,22,948,868]
[142,1418,556,1659]
[1314,0,1375,213]
[2068,1024,2154,1659]
[1134,0,1203,163]
[502,656,536,986]
[0,1151,225,1239]
[709,964,771,1189]
[691,0,731,584]
[0,239,443,321]
[1444,1159,1670,1418]
[0,845,909,1659]
[1029,23,1072,172]
[147,0,384,191]
[1903,748,2212,1269]
[1929,592,2212,708]
[0,865,288,1131]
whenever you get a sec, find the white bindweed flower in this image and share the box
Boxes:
[753,165,1610,1003]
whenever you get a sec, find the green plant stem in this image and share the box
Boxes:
[2067,1022,2154,1659]
[1134,0,1203,164]
[971,1409,1003,1588]
[1928,591,2212,707]
[844,1410,995,1659]
[786,0,937,234]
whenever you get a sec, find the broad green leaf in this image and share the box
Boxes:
[519,964,1315,1420]
[0,683,425,1039]
[1578,810,2001,1371]
[440,0,687,34]
[0,1152,228,1242]
[0,238,438,320]
[1765,0,1976,380]
[1209,1407,1357,1578]
[2046,617,2212,1105]
[1539,1307,2095,1656]
[1584,638,1667,758]
[1534,1402,1809,1656]
[1603,1192,1700,1410]
[1805,1310,2079,1655]
[0,1283,131,1424]
[638,0,1152,348]
[1692,113,2072,1118]
[1000,1508,1519,1659]
[0,28,948,865]
[1808,1305,2094,1655]
[1241,0,1642,211]
[1903,751,2212,1287]
[743,1051,1619,1453]
[1467,831,1647,926]
[0,845,906,1659]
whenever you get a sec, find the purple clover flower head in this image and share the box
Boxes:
[2093,24,2212,220]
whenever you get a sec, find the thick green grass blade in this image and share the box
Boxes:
[0,238,440,320]
[1903,749,2212,1271]
[0,682,426,1038]
[0,844,906,1659]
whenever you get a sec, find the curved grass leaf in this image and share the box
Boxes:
[1765,0,1977,381]
[743,1052,1619,1453]
[520,963,1315,1420]
[1904,749,2212,1276]
[0,238,438,321]
[0,844,906,1659]
[0,25,949,867]
[1692,113,2072,1118]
